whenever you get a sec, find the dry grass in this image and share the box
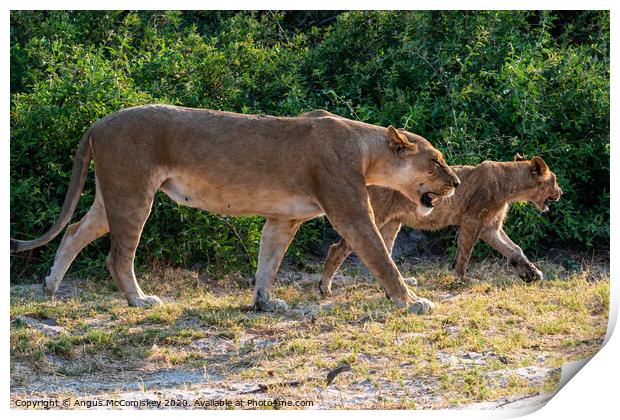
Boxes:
[10,256,609,409]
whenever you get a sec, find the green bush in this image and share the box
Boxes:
[10,11,609,281]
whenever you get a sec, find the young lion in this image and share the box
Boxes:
[320,155,562,296]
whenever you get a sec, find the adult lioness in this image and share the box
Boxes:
[10,105,460,314]
[320,155,562,296]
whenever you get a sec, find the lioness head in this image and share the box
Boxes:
[514,154,563,212]
[385,126,460,216]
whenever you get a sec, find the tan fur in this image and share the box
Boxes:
[11,105,459,314]
[320,157,562,295]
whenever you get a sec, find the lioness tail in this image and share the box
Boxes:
[10,126,94,253]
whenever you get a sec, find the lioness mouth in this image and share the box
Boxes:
[421,192,436,208]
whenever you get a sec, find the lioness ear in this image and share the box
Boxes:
[387,125,417,155]
[531,156,549,176]
[514,153,527,161]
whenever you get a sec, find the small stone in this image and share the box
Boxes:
[13,316,67,337]
[408,298,435,315]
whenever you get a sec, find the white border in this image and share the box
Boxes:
[4,2,617,419]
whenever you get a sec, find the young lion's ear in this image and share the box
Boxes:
[531,156,549,176]
[514,153,527,161]
[387,125,417,155]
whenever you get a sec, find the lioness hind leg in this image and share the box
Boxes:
[104,189,162,308]
[253,218,302,312]
[43,186,109,296]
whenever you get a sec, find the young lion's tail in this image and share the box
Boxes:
[10,126,94,254]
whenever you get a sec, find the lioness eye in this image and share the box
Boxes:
[433,160,440,167]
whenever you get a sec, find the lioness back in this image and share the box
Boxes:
[92,104,389,218]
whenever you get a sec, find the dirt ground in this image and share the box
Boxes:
[10,249,609,410]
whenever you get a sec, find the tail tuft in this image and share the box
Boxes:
[10,239,19,254]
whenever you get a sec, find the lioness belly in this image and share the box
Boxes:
[160,176,323,219]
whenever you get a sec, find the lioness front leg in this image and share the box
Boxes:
[253,218,302,312]
[322,196,433,315]
[480,227,543,282]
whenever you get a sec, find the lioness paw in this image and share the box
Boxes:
[318,280,332,297]
[129,295,163,308]
[42,280,56,297]
[254,298,289,313]
[389,288,418,308]
[408,298,435,315]
[41,268,60,297]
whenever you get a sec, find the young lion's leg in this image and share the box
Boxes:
[43,183,109,296]
[381,220,402,255]
[453,221,481,278]
[253,218,302,312]
[320,190,433,315]
[480,227,543,282]
[320,239,353,296]
[103,185,161,308]
[379,221,418,286]
[320,220,407,296]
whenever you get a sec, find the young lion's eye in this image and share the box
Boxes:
[433,160,440,167]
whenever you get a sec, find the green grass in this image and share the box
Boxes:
[10,257,609,409]
[10,11,610,284]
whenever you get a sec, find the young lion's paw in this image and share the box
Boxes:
[129,295,163,308]
[254,298,289,313]
[520,265,544,283]
[408,298,435,315]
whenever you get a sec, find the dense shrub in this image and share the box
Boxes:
[10,11,609,281]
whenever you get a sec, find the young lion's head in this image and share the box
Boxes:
[514,154,563,212]
[385,126,461,216]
